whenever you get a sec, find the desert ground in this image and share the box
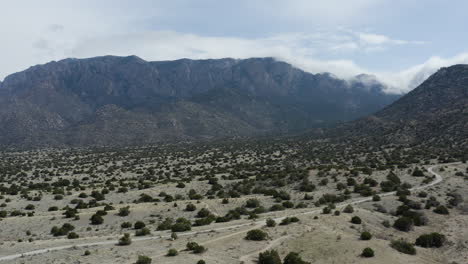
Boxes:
[0,143,466,264]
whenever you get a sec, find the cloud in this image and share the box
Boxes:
[377,53,468,93]
[0,1,466,95]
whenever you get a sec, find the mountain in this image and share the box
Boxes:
[0,56,399,147]
[339,64,468,146]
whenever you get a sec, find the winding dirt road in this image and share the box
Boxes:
[0,165,445,262]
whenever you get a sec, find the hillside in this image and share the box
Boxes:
[339,64,468,146]
[0,56,399,148]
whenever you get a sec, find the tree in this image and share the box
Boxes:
[245,229,268,241]
[134,221,146,229]
[185,203,197,211]
[258,250,281,264]
[361,248,374,258]
[118,233,132,246]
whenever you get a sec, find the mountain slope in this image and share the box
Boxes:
[340,64,468,146]
[0,56,399,147]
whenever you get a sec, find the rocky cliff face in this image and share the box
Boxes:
[0,56,399,147]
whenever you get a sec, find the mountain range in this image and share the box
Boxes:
[0,56,399,147]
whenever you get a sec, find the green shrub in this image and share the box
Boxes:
[167,248,178,256]
[433,205,449,215]
[90,213,104,225]
[360,231,372,240]
[118,206,130,216]
[171,218,192,232]
[361,247,374,258]
[390,240,416,255]
[135,227,151,236]
[415,233,446,248]
[134,221,146,229]
[67,232,79,239]
[393,217,413,232]
[266,218,276,227]
[118,233,132,246]
[351,216,362,224]
[343,204,354,213]
[283,252,311,264]
[121,222,132,228]
[135,255,152,264]
[258,250,281,264]
[245,229,268,241]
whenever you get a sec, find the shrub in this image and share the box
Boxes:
[266,218,276,227]
[157,217,174,231]
[361,248,374,258]
[258,250,281,264]
[372,195,381,202]
[134,221,146,229]
[393,217,413,232]
[246,198,261,208]
[135,227,151,236]
[415,233,446,248]
[67,232,79,239]
[433,205,449,215]
[390,240,416,255]
[135,255,152,264]
[197,260,206,264]
[167,248,178,256]
[121,222,132,228]
[197,208,212,218]
[245,229,268,241]
[171,218,192,232]
[118,233,132,246]
[84,250,91,256]
[343,204,354,213]
[360,231,372,240]
[351,216,362,224]
[118,206,130,216]
[283,252,311,264]
[185,203,197,211]
[90,214,104,225]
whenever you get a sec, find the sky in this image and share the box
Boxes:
[2,0,468,93]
